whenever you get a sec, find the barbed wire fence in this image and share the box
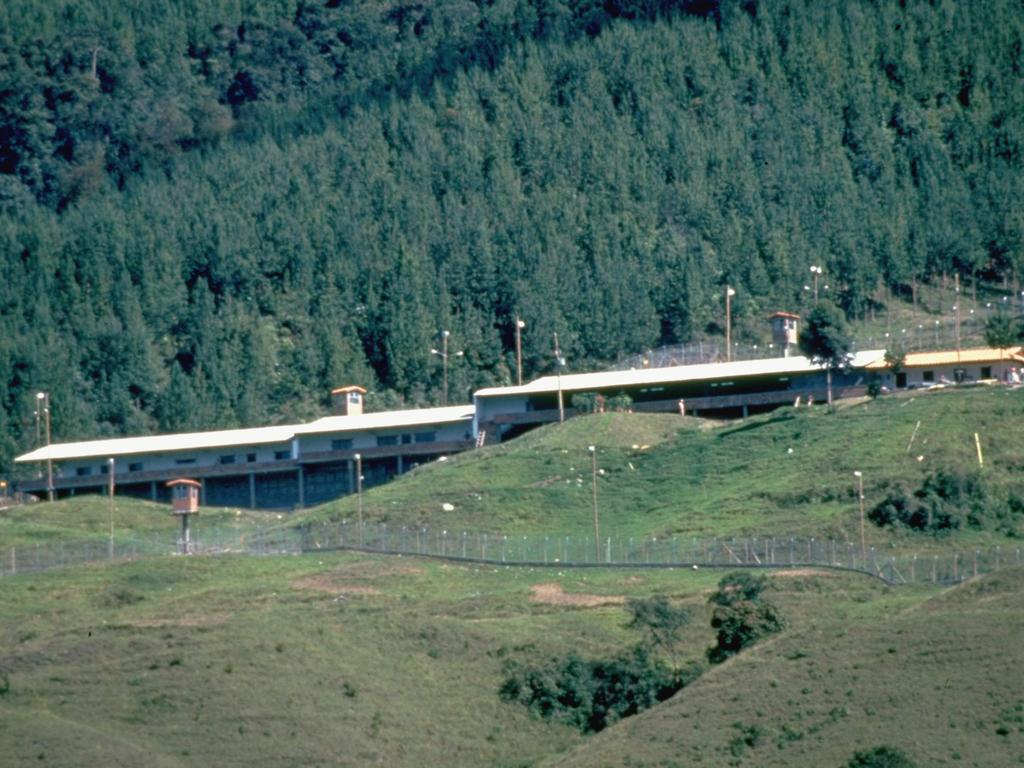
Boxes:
[608,312,998,371]
[301,521,1023,587]
[2,520,1019,587]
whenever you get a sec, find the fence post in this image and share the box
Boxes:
[932,555,937,583]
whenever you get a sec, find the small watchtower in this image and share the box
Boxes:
[167,478,201,554]
[331,385,367,417]
[770,312,800,357]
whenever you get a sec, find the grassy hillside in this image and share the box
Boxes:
[0,496,280,548]
[299,386,1024,552]
[1,548,1020,767]
[549,567,1024,768]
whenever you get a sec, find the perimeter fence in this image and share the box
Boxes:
[0,525,302,577]
[3,520,1020,587]
[302,521,1024,586]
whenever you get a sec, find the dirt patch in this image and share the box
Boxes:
[292,574,382,596]
[127,612,232,628]
[525,475,562,488]
[291,560,420,595]
[529,582,626,607]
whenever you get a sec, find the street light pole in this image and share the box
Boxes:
[553,332,565,423]
[589,446,600,562]
[725,286,736,362]
[355,453,363,545]
[37,392,53,501]
[430,330,463,407]
[854,470,865,563]
[108,458,115,560]
[810,265,822,303]
[515,316,525,386]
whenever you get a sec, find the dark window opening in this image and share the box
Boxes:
[247,453,257,463]
[220,455,236,465]
[76,466,93,476]
[274,450,291,461]
[414,432,436,443]
[981,366,992,379]
[377,435,399,447]
[129,462,144,472]
[923,371,934,383]
[331,438,353,451]
[176,457,196,465]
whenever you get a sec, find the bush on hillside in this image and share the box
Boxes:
[706,572,784,664]
[499,646,694,733]
[844,745,916,768]
[869,470,1023,536]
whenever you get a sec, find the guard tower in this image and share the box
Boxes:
[331,385,367,416]
[167,478,201,554]
[770,312,800,357]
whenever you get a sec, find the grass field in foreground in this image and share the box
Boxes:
[299,386,1024,553]
[1,550,1021,767]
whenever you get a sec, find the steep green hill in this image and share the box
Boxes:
[2,0,1022,474]
[298,386,1024,550]
[549,566,1024,768]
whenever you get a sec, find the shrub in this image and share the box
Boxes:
[867,469,1022,535]
[499,646,689,733]
[706,572,784,664]
[845,745,916,768]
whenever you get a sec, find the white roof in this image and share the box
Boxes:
[14,405,475,463]
[474,350,886,398]
[15,423,300,463]
[295,405,475,436]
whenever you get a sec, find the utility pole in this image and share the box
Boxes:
[955,273,961,362]
[37,392,53,501]
[554,332,565,423]
[431,330,463,406]
[355,453,363,545]
[725,286,736,362]
[854,470,865,564]
[108,458,115,560]
[589,446,600,562]
[515,316,525,386]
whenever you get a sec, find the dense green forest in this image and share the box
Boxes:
[1,0,1021,473]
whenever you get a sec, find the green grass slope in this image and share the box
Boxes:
[549,567,1024,768]
[300,387,1024,551]
[0,496,281,548]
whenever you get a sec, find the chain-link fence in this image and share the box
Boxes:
[0,525,303,577]
[302,521,1024,586]
[609,312,1002,371]
[3,520,1019,587]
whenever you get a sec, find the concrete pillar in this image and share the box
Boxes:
[348,459,355,494]
[248,473,256,509]
[742,405,749,418]
[397,455,404,475]
[297,466,305,510]
[150,481,157,501]
[199,478,206,506]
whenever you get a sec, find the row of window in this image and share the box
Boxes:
[331,432,436,450]
[71,433,441,477]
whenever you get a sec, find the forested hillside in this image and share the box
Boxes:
[1,0,1022,474]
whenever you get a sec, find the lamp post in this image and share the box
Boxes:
[37,392,53,501]
[355,453,363,545]
[589,445,600,562]
[725,286,736,362]
[553,332,566,423]
[809,265,822,302]
[431,330,463,407]
[854,470,865,563]
[515,316,526,386]
[108,458,115,560]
